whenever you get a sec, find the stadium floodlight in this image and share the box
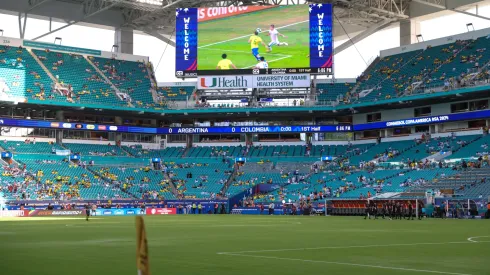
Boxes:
[466,23,474,32]
[0,29,3,36]
[416,34,424,43]
[54,37,62,45]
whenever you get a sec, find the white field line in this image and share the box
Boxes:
[198,20,308,49]
[199,47,289,57]
[219,253,473,275]
[467,236,490,243]
[240,55,292,69]
[217,241,473,254]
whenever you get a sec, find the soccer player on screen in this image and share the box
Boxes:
[265,24,288,52]
[254,56,268,69]
[248,30,268,61]
[216,54,237,70]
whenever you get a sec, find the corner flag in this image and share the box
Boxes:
[136,216,150,275]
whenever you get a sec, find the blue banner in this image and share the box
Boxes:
[0,118,349,134]
[2,108,490,134]
[1,151,12,158]
[160,125,349,134]
[354,109,490,131]
[309,4,333,71]
[95,208,144,216]
[260,98,273,102]
[69,154,80,161]
[175,8,198,76]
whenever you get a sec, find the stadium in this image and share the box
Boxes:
[0,0,490,274]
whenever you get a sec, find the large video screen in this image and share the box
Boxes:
[175,4,333,77]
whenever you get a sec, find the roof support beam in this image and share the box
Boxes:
[451,8,490,21]
[334,19,394,55]
[144,30,176,47]
[26,0,53,13]
[126,0,185,26]
[332,0,409,19]
[411,0,446,10]
[31,0,116,41]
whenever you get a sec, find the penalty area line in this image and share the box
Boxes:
[219,253,473,275]
[217,241,473,254]
[240,55,292,69]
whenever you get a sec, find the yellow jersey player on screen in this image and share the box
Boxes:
[216,53,237,70]
[248,30,269,61]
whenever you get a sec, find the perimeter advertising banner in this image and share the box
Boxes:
[0,210,29,217]
[146,208,177,215]
[27,210,85,216]
[96,208,145,216]
[197,74,310,89]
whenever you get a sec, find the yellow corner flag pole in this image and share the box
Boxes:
[136,216,150,275]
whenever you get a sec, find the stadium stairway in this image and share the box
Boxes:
[27,48,58,84]
[349,56,381,95]
[408,167,490,198]
[181,146,191,158]
[474,58,490,78]
[405,39,475,95]
[365,49,426,100]
[119,145,136,157]
[144,62,160,104]
[84,56,134,107]
[85,165,139,199]
[219,164,239,197]
[0,156,8,166]
[58,143,69,150]
[163,171,180,197]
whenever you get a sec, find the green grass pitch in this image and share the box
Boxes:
[197,6,310,70]
[1,215,489,275]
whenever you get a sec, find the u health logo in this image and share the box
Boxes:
[199,76,249,88]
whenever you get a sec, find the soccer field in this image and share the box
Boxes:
[1,216,489,275]
[197,6,310,70]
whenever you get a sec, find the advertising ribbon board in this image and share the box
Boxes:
[145,208,177,215]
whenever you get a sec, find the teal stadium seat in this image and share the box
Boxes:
[90,56,154,108]
[0,46,57,100]
[32,49,127,107]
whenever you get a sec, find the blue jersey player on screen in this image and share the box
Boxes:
[248,30,269,62]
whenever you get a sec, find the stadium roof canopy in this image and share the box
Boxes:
[0,0,487,55]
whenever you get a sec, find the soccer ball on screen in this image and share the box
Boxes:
[256,28,262,34]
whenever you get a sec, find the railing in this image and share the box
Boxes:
[4,78,490,113]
